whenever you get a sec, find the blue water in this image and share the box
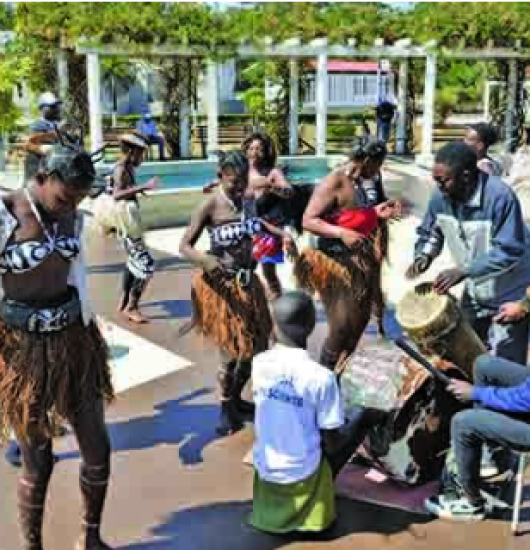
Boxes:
[135,164,330,191]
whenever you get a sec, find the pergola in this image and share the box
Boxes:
[73,38,530,163]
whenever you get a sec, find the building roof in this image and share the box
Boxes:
[307,60,391,73]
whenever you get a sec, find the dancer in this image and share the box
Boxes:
[203,132,294,300]
[295,147,400,370]
[110,132,158,324]
[347,138,394,334]
[243,132,293,300]
[0,138,115,550]
[180,151,294,435]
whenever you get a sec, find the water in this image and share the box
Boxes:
[134,163,331,192]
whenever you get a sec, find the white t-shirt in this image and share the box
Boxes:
[252,345,344,484]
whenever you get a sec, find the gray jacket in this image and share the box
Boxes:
[415,174,530,312]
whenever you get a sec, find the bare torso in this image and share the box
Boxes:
[2,191,76,306]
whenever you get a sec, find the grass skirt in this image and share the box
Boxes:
[191,271,272,360]
[0,319,114,443]
[293,239,380,312]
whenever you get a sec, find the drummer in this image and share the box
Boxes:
[250,291,387,534]
[406,142,530,366]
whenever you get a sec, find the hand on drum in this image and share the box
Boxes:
[405,254,432,279]
[447,379,474,402]
[432,268,467,294]
[494,301,529,324]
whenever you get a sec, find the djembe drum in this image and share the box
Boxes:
[339,348,468,485]
[395,283,487,380]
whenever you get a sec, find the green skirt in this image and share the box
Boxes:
[249,459,336,534]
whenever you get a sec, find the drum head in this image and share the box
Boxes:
[395,282,448,331]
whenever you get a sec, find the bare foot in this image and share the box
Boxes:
[122,309,149,324]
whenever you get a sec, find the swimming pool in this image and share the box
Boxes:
[99,155,345,193]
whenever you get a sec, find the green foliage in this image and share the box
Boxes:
[0,3,14,29]
[2,1,530,138]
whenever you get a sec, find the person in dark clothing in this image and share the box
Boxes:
[376,99,396,144]
[464,122,502,176]
[23,92,63,183]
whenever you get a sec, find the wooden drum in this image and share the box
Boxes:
[396,283,486,380]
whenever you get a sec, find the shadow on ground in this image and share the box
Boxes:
[88,256,192,276]
[58,389,220,466]
[118,497,432,550]
[140,299,193,321]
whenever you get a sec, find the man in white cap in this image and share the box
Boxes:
[23,92,64,183]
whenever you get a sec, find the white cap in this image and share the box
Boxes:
[119,132,149,150]
[37,92,62,109]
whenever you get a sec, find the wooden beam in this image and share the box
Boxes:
[75,40,530,60]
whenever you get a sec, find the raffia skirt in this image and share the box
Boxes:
[0,319,115,443]
[190,270,272,360]
[293,238,380,312]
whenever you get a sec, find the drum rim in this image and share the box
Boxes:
[395,283,450,330]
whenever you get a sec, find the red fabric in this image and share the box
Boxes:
[327,207,378,237]
[253,234,282,261]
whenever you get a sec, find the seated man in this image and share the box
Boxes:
[425,353,530,522]
[136,111,166,160]
[250,291,385,534]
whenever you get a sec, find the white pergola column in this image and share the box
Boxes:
[206,61,219,159]
[179,96,191,158]
[56,49,69,101]
[289,59,299,155]
[505,59,518,152]
[483,80,491,121]
[86,53,103,152]
[396,58,409,155]
[418,51,437,166]
[315,42,328,156]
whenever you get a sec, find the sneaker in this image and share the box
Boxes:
[425,493,487,522]
[480,447,499,478]
[480,447,516,479]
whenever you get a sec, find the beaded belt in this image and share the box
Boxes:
[0,294,81,333]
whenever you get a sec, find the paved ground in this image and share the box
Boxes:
[1,161,529,550]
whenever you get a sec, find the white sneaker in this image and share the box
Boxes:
[425,493,487,522]
[480,447,499,478]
